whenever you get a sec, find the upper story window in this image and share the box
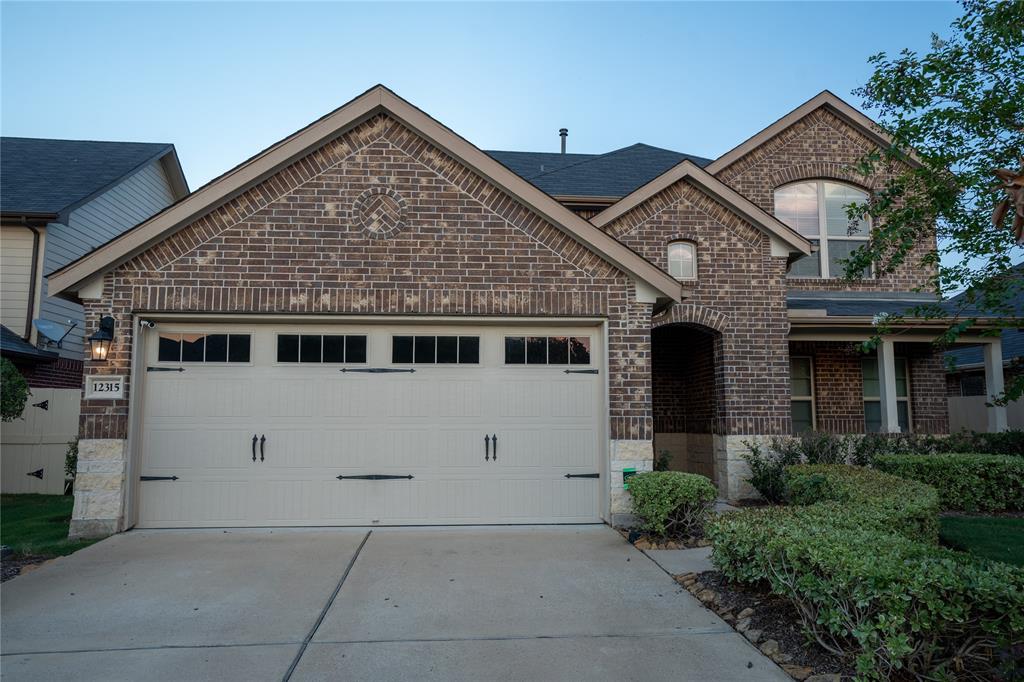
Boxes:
[774,181,870,279]
[667,241,696,280]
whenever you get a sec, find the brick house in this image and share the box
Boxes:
[46,86,1007,538]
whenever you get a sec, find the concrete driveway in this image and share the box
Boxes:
[1,526,787,681]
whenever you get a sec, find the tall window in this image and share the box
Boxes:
[862,357,911,432]
[774,181,870,278]
[790,357,815,433]
[667,241,696,280]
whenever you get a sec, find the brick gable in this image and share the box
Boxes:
[80,114,654,442]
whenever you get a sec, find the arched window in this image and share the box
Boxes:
[774,180,870,278]
[667,241,696,280]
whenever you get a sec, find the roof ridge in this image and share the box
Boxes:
[526,143,653,182]
[1,136,172,146]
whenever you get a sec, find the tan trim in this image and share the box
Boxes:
[49,85,681,303]
[552,195,620,205]
[705,91,922,176]
[590,160,812,255]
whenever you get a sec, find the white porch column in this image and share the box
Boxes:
[984,339,1008,432]
[878,338,902,433]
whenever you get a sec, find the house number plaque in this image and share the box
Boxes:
[85,375,125,400]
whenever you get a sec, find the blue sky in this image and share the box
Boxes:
[2,1,960,187]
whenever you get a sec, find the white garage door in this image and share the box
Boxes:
[136,323,604,527]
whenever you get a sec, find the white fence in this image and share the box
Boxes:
[1,388,80,494]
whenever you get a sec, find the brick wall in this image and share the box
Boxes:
[606,179,792,436]
[79,114,653,441]
[901,343,949,434]
[713,108,936,293]
[12,357,83,390]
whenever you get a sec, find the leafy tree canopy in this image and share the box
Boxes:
[846,0,1024,399]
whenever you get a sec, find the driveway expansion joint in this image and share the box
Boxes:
[281,529,371,682]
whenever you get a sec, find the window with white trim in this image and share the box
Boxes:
[277,334,367,363]
[862,357,911,432]
[504,336,592,365]
[790,356,815,433]
[667,241,696,280]
[158,333,251,363]
[774,180,871,278]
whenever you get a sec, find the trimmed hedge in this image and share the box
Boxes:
[786,464,940,542]
[628,471,717,538]
[873,453,1024,512]
[708,505,1024,679]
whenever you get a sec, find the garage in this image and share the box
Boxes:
[136,323,605,527]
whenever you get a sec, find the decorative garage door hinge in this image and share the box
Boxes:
[336,474,415,480]
[563,369,599,374]
[140,476,179,481]
[339,367,416,373]
[147,366,185,372]
[564,473,600,479]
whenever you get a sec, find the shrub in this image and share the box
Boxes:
[874,453,1024,512]
[708,506,1024,680]
[1,357,30,422]
[628,471,717,538]
[786,464,939,542]
[853,430,1024,461]
[740,440,801,503]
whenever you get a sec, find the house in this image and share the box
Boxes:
[0,137,188,494]
[44,85,1008,538]
[945,267,1024,431]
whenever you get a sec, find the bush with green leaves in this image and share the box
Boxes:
[628,471,717,538]
[739,440,801,504]
[786,463,939,542]
[1,357,30,422]
[708,505,1024,680]
[853,429,1024,461]
[874,453,1024,512]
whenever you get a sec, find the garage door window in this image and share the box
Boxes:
[158,333,251,363]
[504,336,591,365]
[276,334,367,363]
[391,336,480,364]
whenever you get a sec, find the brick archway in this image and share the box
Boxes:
[770,162,875,192]
[652,303,729,335]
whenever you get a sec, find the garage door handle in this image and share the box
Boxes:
[260,435,266,462]
[492,434,497,461]
[484,435,490,461]
[252,434,258,462]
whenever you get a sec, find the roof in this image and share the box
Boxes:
[487,144,712,199]
[0,325,58,362]
[48,85,683,303]
[787,291,987,319]
[1,137,183,217]
[944,264,1024,367]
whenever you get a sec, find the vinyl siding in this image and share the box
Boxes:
[1,226,39,338]
[40,158,177,357]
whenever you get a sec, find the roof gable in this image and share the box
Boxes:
[0,137,186,217]
[590,159,811,255]
[48,85,681,302]
[704,91,920,176]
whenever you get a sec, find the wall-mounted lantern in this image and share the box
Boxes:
[88,316,115,362]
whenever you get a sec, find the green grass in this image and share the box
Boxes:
[939,515,1024,566]
[1,494,97,558]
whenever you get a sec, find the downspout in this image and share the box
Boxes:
[24,224,41,341]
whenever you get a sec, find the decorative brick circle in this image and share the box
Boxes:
[353,187,407,239]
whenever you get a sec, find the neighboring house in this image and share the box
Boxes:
[44,86,1008,539]
[945,268,1024,431]
[0,137,188,494]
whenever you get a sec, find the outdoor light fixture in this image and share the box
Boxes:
[88,316,115,361]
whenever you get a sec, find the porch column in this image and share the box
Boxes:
[878,338,902,433]
[984,339,1008,432]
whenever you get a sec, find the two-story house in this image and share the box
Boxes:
[43,86,1007,538]
[1,137,187,494]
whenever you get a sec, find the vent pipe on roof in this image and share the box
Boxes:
[559,128,568,154]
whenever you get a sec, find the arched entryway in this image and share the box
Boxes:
[651,321,724,484]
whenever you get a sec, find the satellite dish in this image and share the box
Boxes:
[32,319,76,348]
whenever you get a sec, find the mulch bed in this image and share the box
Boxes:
[616,528,710,550]
[1,555,49,583]
[678,570,856,681]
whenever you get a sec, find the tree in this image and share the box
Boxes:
[1,358,30,422]
[845,0,1024,399]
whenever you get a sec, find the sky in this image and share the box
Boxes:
[1,1,964,188]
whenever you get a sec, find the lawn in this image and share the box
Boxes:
[939,515,1024,567]
[1,494,96,558]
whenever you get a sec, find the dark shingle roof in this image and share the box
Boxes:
[944,266,1024,367]
[0,325,58,362]
[486,143,711,199]
[1,137,173,216]
[787,292,951,318]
